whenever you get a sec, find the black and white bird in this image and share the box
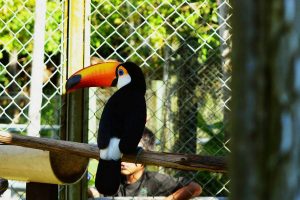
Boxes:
[66,61,146,195]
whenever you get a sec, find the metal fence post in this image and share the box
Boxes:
[63,0,90,199]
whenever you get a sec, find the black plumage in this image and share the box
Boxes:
[95,62,146,195]
[97,84,146,152]
[0,178,8,196]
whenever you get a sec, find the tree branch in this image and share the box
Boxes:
[0,132,227,173]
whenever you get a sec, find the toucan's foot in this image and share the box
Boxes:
[135,146,144,165]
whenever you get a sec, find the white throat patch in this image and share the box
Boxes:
[117,74,131,89]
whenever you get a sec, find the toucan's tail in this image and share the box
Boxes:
[95,159,121,196]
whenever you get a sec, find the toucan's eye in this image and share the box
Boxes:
[118,69,124,76]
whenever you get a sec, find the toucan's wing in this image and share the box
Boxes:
[119,92,146,154]
[97,96,116,149]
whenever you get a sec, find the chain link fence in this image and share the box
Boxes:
[0,0,231,199]
[87,0,231,197]
[0,0,64,199]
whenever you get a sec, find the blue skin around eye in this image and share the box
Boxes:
[118,70,124,76]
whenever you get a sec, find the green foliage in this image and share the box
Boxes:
[198,110,228,156]
[0,65,8,85]
[90,0,220,69]
[0,1,62,57]
[88,159,98,186]
[196,95,229,196]
[45,1,63,53]
[0,0,229,196]
[195,172,229,196]
[90,0,227,195]
[0,0,35,53]
[0,1,63,129]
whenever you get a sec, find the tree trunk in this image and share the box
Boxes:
[159,46,172,152]
[231,0,300,199]
[175,38,199,154]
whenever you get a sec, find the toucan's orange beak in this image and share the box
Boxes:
[66,61,120,93]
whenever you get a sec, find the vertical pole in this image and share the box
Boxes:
[28,0,46,137]
[231,0,300,199]
[64,0,90,200]
[27,2,58,199]
[86,0,97,145]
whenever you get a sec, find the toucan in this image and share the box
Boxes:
[66,61,146,195]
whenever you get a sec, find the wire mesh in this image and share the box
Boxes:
[0,0,231,199]
[87,0,231,197]
[0,0,65,199]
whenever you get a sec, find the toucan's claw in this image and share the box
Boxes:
[135,146,144,165]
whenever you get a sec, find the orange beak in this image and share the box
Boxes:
[66,61,120,92]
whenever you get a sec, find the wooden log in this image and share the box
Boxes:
[0,132,227,173]
[0,144,88,184]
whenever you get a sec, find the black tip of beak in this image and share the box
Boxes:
[66,74,81,91]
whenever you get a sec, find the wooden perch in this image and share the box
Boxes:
[0,132,227,173]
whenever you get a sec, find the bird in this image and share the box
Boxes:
[66,61,146,196]
[0,178,8,196]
